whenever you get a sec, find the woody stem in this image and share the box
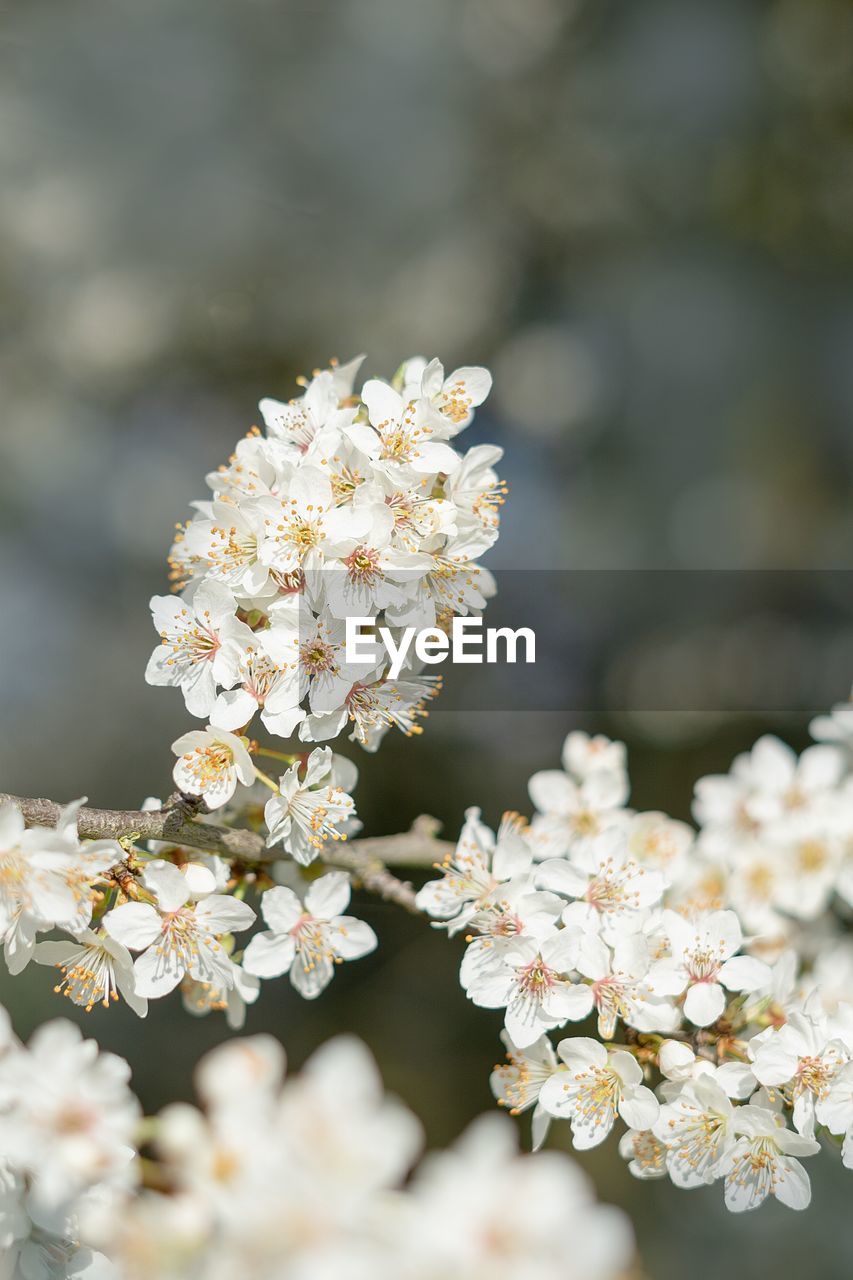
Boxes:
[0,793,453,914]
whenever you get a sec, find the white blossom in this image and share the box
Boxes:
[817,1060,853,1167]
[750,1009,850,1137]
[0,802,120,975]
[102,860,255,998]
[538,1037,659,1149]
[242,871,377,998]
[647,909,771,1027]
[171,725,255,809]
[144,582,244,718]
[263,746,357,863]
[402,1113,633,1280]
[415,807,534,934]
[34,930,147,1018]
[653,1074,738,1187]
[466,930,592,1049]
[718,1105,820,1212]
[536,829,665,941]
[489,1030,562,1151]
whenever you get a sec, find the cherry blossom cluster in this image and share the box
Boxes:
[0,1002,634,1280]
[0,1006,139,1278]
[0,749,375,1019]
[145,354,502,756]
[417,713,853,1212]
[688,705,853,944]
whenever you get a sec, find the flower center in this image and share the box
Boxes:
[184,744,233,788]
[516,956,556,998]
[345,545,381,585]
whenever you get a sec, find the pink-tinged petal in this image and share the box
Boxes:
[538,1072,575,1118]
[290,953,334,999]
[242,931,296,979]
[446,366,492,408]
[466,967,515,1008]
[196,895,256,936]
[102,903,162,952]
[259,885,303,933]
[505,999,547,1049]
[181,863,218,898]
[410,441,461,474]
[536,859,588,899]
[608,1050,643,1088]
[132,946,186,998]
[362,379,403,428]
[528,771,578,816]
[142,861,191,913]
[718,954,772,993]
[555,1037,608,1070]
[304,871,351,919]
[773,1157,812,1210]
[646,959,688,997]
[329,917,377,960]
[212,688,259,732]
[618,1086,659,1132]
[683,981,726,1027]
[544,981,594,1023]
[751,1041,799,1087]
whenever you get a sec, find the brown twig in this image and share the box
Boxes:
[0,793,454,914]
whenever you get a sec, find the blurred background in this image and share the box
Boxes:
[1,0,852,1274]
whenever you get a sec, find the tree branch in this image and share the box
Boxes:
[0,793,454,915]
